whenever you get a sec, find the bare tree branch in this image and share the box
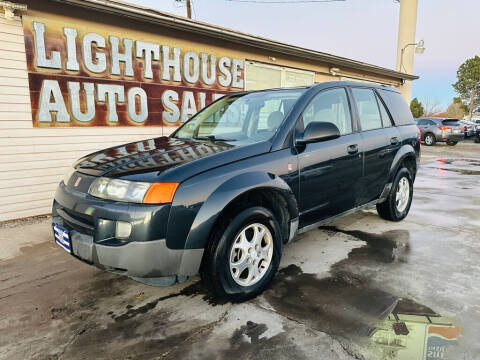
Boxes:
[421,97,444,117]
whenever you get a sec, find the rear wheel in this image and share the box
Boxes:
[200,206,282,302]
[376,168,413,222]
[446,140,458,146]
[424,133,436,146]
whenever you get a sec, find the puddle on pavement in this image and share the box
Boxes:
[436,158,480,166]
[423,158,480,175]
[219,320,307,360]
[111,280,227,322]
[263,226,462,360]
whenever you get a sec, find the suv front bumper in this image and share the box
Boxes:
[52,181,203,278]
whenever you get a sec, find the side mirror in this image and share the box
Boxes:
[297,121,341,145]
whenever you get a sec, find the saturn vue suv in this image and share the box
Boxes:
[52,81,420,302]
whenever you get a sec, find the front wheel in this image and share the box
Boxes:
[446,140,458,146]
[376,168,413,222]
[200,206,282,302]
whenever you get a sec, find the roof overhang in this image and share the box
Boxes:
[49,0,418,82]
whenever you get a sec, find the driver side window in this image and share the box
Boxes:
[302,88,352,135]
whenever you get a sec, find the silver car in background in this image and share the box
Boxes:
[460,120,475,137]
[474,119,480,143]
[416,118,464,146]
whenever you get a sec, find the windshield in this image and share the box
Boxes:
[172,88,306,143]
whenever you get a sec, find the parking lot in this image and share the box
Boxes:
[1,142,479,360]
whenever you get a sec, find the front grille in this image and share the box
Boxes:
[57,208,94,236]
[66,172,96,194]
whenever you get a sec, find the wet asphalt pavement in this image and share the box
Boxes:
[1,143,479,360]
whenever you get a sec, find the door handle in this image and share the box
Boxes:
[390,137,399,145]
[347,144,359,154]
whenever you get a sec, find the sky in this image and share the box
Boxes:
[127,0,480,110]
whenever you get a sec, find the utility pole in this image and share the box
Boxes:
[186,0,192,19]
[174,0,192,19]
[396,0,419,102]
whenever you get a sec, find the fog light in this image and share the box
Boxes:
[115,221,132,239]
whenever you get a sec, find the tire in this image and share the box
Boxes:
[446,140,458,146]
[200,206,282,302]
[376,168,413,222]
[424,133,436,146]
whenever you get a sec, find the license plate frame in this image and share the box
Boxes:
[53,224,71,253]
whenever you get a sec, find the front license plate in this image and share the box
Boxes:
[53,224,71,253]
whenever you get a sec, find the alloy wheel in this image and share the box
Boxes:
[229,223,273,287]
[396,177,410,212]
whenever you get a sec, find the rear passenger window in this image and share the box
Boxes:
[302,88,352,135]
[351,88,382,131]
[417,119,426,125]
[378,89,414,126]
[375,93,392,128]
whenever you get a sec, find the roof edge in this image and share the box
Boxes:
[50,0,418,81]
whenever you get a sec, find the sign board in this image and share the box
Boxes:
[424,325,461,360]
[23,16,245,127]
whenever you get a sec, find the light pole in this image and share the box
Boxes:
[399,40,425,73]
[396,0,418,102]
[186,0,192,19]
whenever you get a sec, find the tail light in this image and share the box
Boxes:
[438,125,451,131]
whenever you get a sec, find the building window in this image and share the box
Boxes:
[245,62,314,91]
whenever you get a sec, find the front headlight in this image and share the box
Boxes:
[88,177,179,204]
[89,177,151,203]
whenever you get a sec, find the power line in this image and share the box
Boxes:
[191,0,197,18]
[226,0,345,3]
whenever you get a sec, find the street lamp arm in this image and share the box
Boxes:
[399,40,425,73]
[401,42,419,52]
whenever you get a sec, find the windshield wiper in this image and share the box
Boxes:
[193,135,236,142]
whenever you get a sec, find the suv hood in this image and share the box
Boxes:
[74,136,271,182]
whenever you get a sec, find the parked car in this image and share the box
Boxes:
[52,82,420,301]
[459,120,475,137]
[474,120,480,143]
[416,118,464,146]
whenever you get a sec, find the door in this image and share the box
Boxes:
[351,87,396,204]
[297,88,363,228]
[417,118,435,139]
[416,118,428,138]
[375,90,401,179]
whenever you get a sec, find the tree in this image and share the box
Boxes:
[453,97,469,113]
[452,55,480,119]
[446,101,466,119]
[422,97,443,117]
[410,97,424,118]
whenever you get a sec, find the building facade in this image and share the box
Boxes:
[0,0,417,221]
